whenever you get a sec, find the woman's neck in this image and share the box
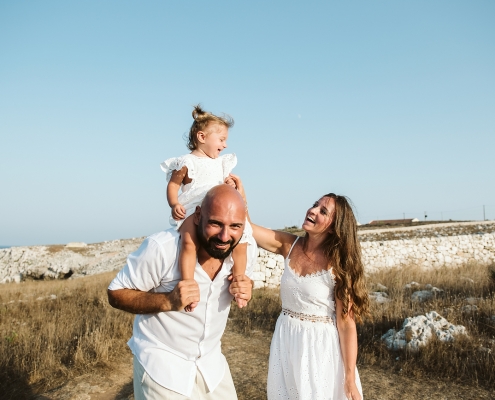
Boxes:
[302,232,328,254]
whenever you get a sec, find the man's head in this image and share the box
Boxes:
[193,184,246,259]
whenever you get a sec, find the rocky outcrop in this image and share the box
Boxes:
[381,311,468,351]
[0,238,144,283]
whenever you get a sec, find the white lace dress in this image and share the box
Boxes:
[267,238,363,400]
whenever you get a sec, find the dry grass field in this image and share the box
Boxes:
[1,263,495,399]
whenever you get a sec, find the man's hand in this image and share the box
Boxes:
[108,279,200,314]
[169,279,200,311]
[172,204,186,221]
[228,274,253,305]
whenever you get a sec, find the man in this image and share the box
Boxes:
[107,184,255,399]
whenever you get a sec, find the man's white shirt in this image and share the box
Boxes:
[108,229,255,397]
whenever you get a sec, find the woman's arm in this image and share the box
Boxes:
[335,295,362,400]
[229,174,296,256]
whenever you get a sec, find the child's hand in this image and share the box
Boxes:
[224,176,236,188]
[172,204,186,220]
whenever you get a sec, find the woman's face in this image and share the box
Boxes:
[301,196,336,235]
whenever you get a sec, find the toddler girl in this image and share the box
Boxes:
[160,105,251,311]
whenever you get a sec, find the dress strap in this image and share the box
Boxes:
[287,236,300,258]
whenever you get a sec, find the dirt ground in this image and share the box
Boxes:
[36,328,494,400]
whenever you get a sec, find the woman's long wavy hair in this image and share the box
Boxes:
[320,194,369,323]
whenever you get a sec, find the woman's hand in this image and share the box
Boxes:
[227,174,246,203]
[171,204,186,220]
[224,176,237,188]
[344,377,361,400]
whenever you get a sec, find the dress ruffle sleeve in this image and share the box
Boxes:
[160,154,195,182]
[221,153,237,180]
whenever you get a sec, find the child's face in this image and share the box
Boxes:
[199,123,229,158]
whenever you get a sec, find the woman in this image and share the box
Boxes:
[232,176,369,400]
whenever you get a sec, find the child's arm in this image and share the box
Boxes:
[167,166,188,220]
[335,294,362,400]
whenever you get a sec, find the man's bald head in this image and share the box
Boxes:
[201,184,246,217]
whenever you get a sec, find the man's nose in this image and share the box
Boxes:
[217,226,230,242]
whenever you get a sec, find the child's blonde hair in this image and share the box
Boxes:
[187,105,234,151]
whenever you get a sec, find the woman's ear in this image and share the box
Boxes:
[197,131,207,144]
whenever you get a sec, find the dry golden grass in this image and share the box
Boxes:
[0,272,133,399]
[359,262,495,388]
[1,263,494,399]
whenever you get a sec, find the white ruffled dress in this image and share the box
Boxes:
[160,153,252,241]
[267,237,363,400]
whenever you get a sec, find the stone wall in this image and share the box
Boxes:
[1,222,494,286]
[361,233,495,271]
[252,230,495,288]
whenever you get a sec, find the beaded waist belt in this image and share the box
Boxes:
[282,307,334,324]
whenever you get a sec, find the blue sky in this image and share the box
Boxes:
[1,1,494,246]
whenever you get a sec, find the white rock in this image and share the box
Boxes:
[66,242,87,248]
[465,297,481,305]
[403,281,420,290]
[369,292,390,304]
[251,272,265,281]
[382,311,467,351]
[411,290,434,302]
[462,305,478,313]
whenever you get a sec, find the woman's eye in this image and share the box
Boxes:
[313,202,318,207]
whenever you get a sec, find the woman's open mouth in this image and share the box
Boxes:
[305,216,315,224]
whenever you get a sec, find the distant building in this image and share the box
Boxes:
[368,218,419,226]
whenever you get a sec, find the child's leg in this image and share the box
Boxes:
[178,215,200,311]
[232,242,248,308]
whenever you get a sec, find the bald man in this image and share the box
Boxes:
[108,185,255,400]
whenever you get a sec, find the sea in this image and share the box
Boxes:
[0,246,10,249]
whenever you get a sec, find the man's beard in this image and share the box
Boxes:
[197,222,237,259]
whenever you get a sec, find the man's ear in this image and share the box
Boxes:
[193,206,201,225]
[197,131,207,144]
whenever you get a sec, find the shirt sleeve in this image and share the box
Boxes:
[108,237,170,292]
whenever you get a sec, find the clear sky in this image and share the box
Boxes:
[1,1,494,246]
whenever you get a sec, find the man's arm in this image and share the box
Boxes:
[107,280,200,314]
